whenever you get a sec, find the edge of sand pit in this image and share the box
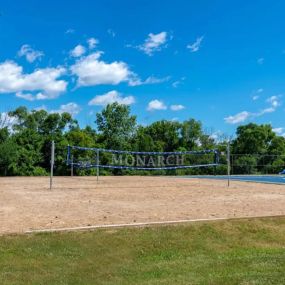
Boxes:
[25,214,285,234]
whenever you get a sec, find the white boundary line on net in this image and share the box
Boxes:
[24,215,285,234]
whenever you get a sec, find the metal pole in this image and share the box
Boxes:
[71,155,74,177]
[214,151,218,176]
[227,141,231,187]
[96,149,99,182]
[50,140,55,190]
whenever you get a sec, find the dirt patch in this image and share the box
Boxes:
[0,176,285,234]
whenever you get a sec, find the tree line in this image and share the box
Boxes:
[0,103,284,176]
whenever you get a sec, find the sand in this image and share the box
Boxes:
[0,176,284,234]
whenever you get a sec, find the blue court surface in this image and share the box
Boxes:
[184,175,285,185]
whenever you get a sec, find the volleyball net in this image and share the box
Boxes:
[66,146,220,172]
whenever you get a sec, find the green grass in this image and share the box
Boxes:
[1,218,285,285]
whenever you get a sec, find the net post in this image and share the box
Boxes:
[67,145,70,164]
[50,140,55,190]
[71,155,74,177]
[214,150,219,176]
[227,141,231,187]
[96,149,99,182]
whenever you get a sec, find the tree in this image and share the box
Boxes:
[1,104,284,177]
[266,136,285,173]
[180,119,203,150]
[133,126,156,152]
[39,112,78,175]
[231,123,282,174]
[0,137,18,175]
[96,103,137,150]
[232,123,275,155]
[268,136,285,155]
[233,156,257,175]
[10,128,45,176]
[0,127,9,143]
[140,120,180,152]
[4,108,78,175]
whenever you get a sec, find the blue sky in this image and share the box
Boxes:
[0,0,285,137]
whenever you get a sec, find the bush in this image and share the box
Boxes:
[233,156,257,175]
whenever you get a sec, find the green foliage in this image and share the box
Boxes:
[0,138,18,175]
[0,108,78,176]
[233,155,258,174]
[180,119,203,149]
[141,120,180,151]
[0,217,285,284]
[231,123,285,174]
[96,103,136,150]
[232,123,276,154]
[0,127,9,142]
[270,158,285,174]
[0,104,284,176]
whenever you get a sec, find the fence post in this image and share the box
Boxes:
[50,140,55,190]
[71,155,74,177]
[227,141,231,187]
[96,149,99,182]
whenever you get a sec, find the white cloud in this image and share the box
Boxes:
[224,111,251,124]
[170,104,185,111]
[143,76,170,84]
[266,95,281,108]
[147,99,167,111]
[257,57,264,65]
[253,95,281,116]
[252,88,263,100]
[258,107,275,115]
[129,75,170,86]
[70,44,86,57]
[87,38,99,49]
[187,36,204,52]
[18,44,44,63]
[88,90,135,106]
[273,127,285,137]
[273,127,284,135]
[0,112,18,130]
[71,52,166,87]
[225,95,282,124]
[0,60,67,100]
[70,52,135,87]
[172,81,180,88]
[65,29,75,34]
[15,91,37,101]
[137,32,168,56]
[51,102,81,116]
[172,77,186,88]
[107,29,116,37]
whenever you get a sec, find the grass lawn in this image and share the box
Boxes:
[0,217,285,285]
